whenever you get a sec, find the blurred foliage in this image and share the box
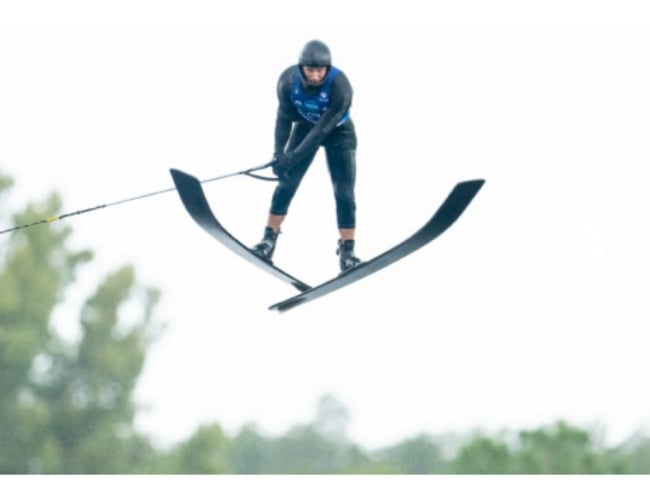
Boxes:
[0,170,160,473]
[2,169,650,474]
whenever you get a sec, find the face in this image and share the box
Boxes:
[302,66,327,85]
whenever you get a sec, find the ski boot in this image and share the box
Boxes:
[337,239,362,273]
[251,226,279,263]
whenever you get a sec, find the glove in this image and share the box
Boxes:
[271,152,285,177]
[271,152,296,181]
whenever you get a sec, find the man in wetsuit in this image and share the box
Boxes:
[251,40,362,273]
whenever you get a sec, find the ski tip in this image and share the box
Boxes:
[455,179,486,198]
[170,167,190,180]
[169,168,182,183]
[459,178,486,188]
[170,168,201,191]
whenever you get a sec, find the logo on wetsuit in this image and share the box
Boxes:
[291,66,349,125]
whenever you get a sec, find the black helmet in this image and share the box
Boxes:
[299,40,331,67]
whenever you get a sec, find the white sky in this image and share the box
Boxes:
[1,1,650,451]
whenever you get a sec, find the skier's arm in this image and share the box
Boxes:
[274,68,298,155]
[290,72,352,161]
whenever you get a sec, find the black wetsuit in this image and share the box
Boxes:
[269,65,358,230]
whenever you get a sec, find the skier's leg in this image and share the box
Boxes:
[325,146,361,272]
[252,126,316,262]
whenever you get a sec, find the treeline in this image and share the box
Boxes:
[5,391,650,474]
[2,170,649,474]
[137,413,650,474]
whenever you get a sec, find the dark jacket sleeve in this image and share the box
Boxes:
[274,66,353,161]
[274,67,299,155]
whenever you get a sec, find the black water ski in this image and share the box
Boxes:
[170,168,310,292]
[269,179,485,312]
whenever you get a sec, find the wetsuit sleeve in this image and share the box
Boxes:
[290,71,353,162]
[274,67,298,154]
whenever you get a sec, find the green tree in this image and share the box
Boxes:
[225,396,371,474]
[166,423,231,474]
[603,432,650,474]
[512,421,607,474]
[229,424,273,473]
[0,172,161,473]
[377,434,445,474]
[448,435,512,473]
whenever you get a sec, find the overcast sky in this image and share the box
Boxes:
[2,1,650,451]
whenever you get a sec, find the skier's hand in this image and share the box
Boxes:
[272,152,296,181]
[271,153,288,179]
